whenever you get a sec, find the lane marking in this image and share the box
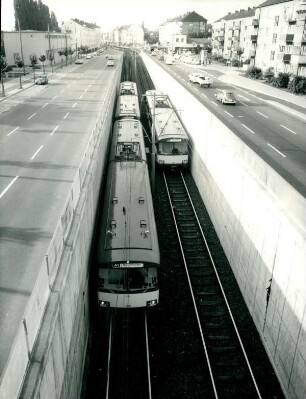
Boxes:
[42,103,49,108]
[211,100,219,107]
[257,111,268,118]
[28,113,36,120]
[0,176,19,199]
[238,95,250,101]
[240,101,249,107]
[201,93,207,98]
[53,95,58,99]
[79,94,83,99]
[224,111,234,118]
[7,127,19,136]
[72,102,77,108]
[31,145,43,160]
[50,125,59,135]
[280,125,297,135]
[242,124,255,134]
[63,112,69,119]
[267,143,286,157]
[60,89,65,94]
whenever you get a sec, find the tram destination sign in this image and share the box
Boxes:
[113,262,144,268]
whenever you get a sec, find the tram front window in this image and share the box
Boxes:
[106,269,146,292]
[159,141,188,155]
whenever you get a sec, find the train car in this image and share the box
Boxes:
[145,90,189,168]
[119,81,138,96]
[97,116,160,308]
[115,81,140,120]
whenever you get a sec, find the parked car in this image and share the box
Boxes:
[75,59,84,64]
[35,75,48,85]
[85,54,92,59]
[189,72,213,87]
[215,90,237,104]
[107,58,114,67]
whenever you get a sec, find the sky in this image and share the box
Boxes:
[1,0,263,32]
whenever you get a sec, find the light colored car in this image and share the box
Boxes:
[75,59,84,64]
[107,58,114,67]
[35,75,48,85]
[216,90,237,104]
[85,54,92,59]
[189,72,213,87]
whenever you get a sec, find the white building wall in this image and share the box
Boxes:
[61,20,101,50]
[159,22,182,46]
[3,31,73,66]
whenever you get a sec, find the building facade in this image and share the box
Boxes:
[61,19,101,52]
[212,0,306,76]
[3,30,73,67]
[111,24,144,47]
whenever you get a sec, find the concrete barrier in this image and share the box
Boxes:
[141,51,306,399]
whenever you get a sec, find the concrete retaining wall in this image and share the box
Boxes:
[0,57,122,399]
[141,52,306,399]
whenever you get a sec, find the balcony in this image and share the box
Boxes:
[251,34,258,42]
[252,19,259,27]
[286,34,294,43]
[283,54,291,62]
[286,15,296,24]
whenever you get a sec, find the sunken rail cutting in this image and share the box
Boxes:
[163,170,263,399]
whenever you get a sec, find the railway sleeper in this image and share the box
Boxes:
[189,269,214,277]
[192,278,217,287]
[196,288,219,296]
[198,307,226,317]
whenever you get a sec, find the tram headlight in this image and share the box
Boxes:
[99,300,110,308]
[146,299,158,307]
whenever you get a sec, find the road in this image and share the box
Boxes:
[157,57,306,197]
[0,50,121,376]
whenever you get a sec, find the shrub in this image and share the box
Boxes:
[288,75,306,94]
[246,66,262,79]
[231,59,239,67]
[263,70,275,83]
[271,72,290,88]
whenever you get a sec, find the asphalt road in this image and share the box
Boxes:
[0,50,121,376]
[159,58,306,197]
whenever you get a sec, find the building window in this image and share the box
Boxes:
[176,38,179,42]
[275,16,279,27]
[270,51,275,60]
[279,45,285,52]
[272,33,277,44]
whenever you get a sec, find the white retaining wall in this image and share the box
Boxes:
[141,52,306,399]
[0,57,122,399]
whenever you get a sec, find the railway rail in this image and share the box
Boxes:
[162,170,262,399]
[106,309,153,399]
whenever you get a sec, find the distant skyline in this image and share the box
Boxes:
[1,0,263,32]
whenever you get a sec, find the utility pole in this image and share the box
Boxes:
[18,18,26,75]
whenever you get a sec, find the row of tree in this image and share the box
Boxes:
[14,0,60,32]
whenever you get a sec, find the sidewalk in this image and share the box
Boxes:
[200,63,306,120]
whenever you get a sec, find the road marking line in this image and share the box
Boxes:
[257,111,268,118]
[28,113,36,120]
[240,101,248,107]
[72,102,77,108]
[79,94,83,99]
[201,93,207,98]
[242,124,255,134]
[53,95,58,99]
[64,112,69,119]
[267,143,286,157]
[238,95,250,101]
[280,125,297,135]
[50,125,59,135]
[42,103,49,108]
[0,176,19,199]
[60,89,65,94]
[31,145,43,160]
[7,127,19,136]
[224,111,234,118]
[211,101,219,107]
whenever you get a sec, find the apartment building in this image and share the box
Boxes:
[255,0,306,76]
[112,25,144,47]
[212,8,257,65]
[159,11,207,49]
[61,19,101,52]
[212,0,306,76]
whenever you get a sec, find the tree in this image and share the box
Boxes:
[39,54,46,73]
[237,47,244,68]
[15,55,24,88]
[0,56,7,96]
[29,53,37,81]
[14,0,60,31]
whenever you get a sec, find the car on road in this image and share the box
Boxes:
[215,90,237,104]
[75,59,84,64]
[107,58,114,67]
[85,54,92,59]
[189,72,213,87]
[35,75,48,85]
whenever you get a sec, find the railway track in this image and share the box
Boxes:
[106,309,153,399]
[162,170,262,399]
